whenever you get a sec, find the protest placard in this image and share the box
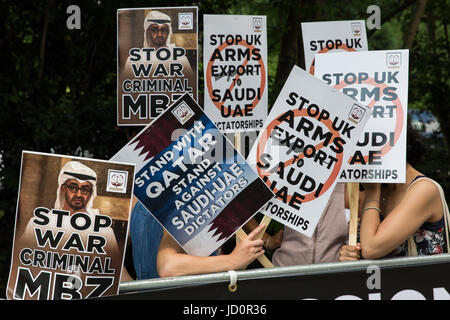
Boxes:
[315,50,409,183]
[301,20,368,75]
[247,66,371,237]
[203,14,268,134]
[6,151,135,300]
[111,93,274,256]
[117,7,198,126]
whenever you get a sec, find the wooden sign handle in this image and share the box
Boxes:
[348,182,359,246]
[257,215,272,239]
[236,228,274,268]
[233,132,273,268]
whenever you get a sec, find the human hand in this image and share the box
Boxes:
[229,224,265,270]
[264,229,284,250]
[339,243,361,262]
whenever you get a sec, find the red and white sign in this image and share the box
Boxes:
[203,14,268,134]
[247,66,370,236]
[315,50,409,183]
[301,20,368,75]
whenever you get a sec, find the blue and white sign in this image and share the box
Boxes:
[112,94,273,256]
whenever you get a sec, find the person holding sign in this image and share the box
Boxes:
[339,126,449,260]
[242,184,356,265]
[241,217,284,255]
[157,223,266,277]
[271,183,350,265]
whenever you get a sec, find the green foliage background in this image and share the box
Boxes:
[0,0,448,298]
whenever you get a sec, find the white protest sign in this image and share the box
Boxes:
[301,20,368,74]
[315,50,409,183]
[247,66,371,237]
[203,14,268,134]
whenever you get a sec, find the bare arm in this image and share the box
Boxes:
[157,224,266,278]
[360,181,440,259]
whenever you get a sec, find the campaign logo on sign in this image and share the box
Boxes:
[107,169,129,193]
[179,12,193,30]
[351,22,361,36]
[387,52,401,68]
[172,101,194,124]
[253,17,263,32]
[348,104,367,124]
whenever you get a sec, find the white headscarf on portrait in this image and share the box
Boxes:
[54,161,99,215]
[143,10,174,48]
